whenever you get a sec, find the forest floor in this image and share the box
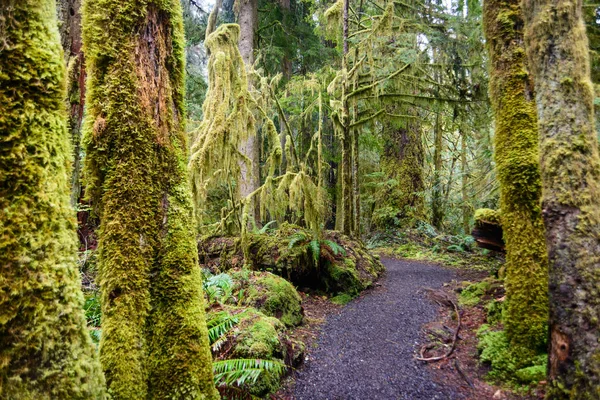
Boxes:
[276,256,542,400]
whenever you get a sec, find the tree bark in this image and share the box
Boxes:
[237,0,260,222]
[0,1,104,397]
[431,110,444,229]
[460,117,470,234]
[523,0,600,396]
[483,0,548,357]
[57,0,85,207]
[82,1,218,398]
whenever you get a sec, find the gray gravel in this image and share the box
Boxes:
[292,257,462,400]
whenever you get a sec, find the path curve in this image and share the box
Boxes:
[292,257,462,400]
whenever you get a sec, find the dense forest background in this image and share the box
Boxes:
[2,0,600,398]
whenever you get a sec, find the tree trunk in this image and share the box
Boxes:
[374,116,424,230]
[237,0,260,221]
[431,110,444,229]
[57,0,85,207]
[523,0,600,396]
[460,118,470,234]
[483,0,548,358]
[0,1,104,397]
[82,1,218,398]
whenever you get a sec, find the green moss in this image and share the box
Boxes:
[485,299,504,324]
[477,327,547,384]
[523,0,600,396]
[0,1,105,398]
[81,1,217,398]
[330,293,354,305]
[459,280,491,307]
[515,365,546,383]
[231,270,304,327]
[474,208,501,226]
[227,308,287,396]
[373,121,425,229]
[483,0,548,360]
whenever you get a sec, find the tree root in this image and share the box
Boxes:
[416,297,460,362]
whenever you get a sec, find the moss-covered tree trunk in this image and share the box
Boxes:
[82,1,218,398]
[0,1,105,397]
[375,116,424,229]
[523,0,600,396]
[482,0,549,359]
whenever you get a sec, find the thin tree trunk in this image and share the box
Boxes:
[523,0,600,396]
[431,110,444,229]
[483,0,548,358]
[237,0,260,222]
[0,1,104,397]
[57,0,85,207]
[460,117,470,234]
[82,1,218,397]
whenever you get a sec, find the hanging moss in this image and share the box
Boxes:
[483,0,548,361]
[81,0,217,398]
[0,1,105,398]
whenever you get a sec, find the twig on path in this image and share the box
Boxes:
[454,358,474,389]
[415,298,460,362]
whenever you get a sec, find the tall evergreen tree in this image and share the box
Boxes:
[482,0,548,357]
[82,0,218,398]
[523,0,600,397]
[0,0,105,397]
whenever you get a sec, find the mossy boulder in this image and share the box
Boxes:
[199,224,384,297]
[209,306,304,397]
[229,269,304,327]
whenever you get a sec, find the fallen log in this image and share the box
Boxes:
[472,208,504,252]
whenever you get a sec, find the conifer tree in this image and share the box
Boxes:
[82,0,218,398]
[0,0,105,397]
[524,0,600,397]
[482,0,548,358]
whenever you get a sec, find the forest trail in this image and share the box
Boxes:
[292,257,461,400]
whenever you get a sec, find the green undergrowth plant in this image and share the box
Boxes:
[368,222,503,272]
[207,310,288,398]
[477,325,547,387]
[287,230,346,266]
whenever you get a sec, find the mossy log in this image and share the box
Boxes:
[199,225,384,296]
[472,209,504,252]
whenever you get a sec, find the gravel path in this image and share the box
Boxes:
[292,257,462,400]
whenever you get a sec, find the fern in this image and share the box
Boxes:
[323,240,346,256]
[257,220,277,234]
[308,240,321,265]
[207,312,239,345]
[213,359,286,387]
[288,232,308,249]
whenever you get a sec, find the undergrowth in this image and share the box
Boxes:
[367,222,503,272]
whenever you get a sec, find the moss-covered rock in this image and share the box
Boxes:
[199,225,385,297]
[210,306,304,397]
[229,269,304,327]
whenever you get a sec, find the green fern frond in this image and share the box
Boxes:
[288,232,309,249]
[213,359,286,387]
[308,240,321,265]
[323,240,346,256]
[257,220,277,234]
[207,312,239,345]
